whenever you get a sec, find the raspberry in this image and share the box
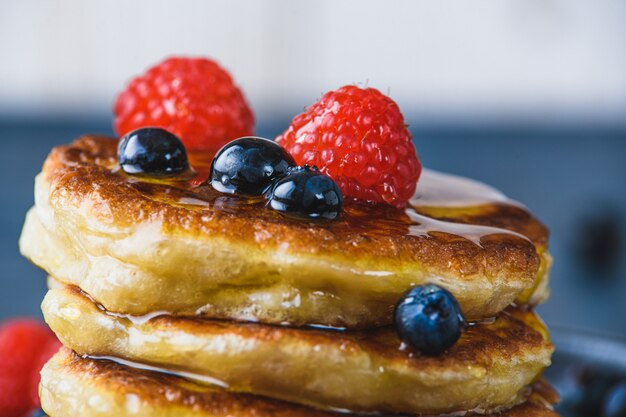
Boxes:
[0,319,59,416]
[276,85,421,207]
[28,337,61,409]
[114,57,254,151]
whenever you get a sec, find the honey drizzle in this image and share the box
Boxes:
[123,152,538,250]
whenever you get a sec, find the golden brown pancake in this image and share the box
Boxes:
[21,135,551,328]
[40,348,560,417]
[43,285,553,415]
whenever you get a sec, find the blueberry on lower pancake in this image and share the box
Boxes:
[394,284,466,355]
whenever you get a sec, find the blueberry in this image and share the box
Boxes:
[29,409,47,417]
[266,166,343,220]
[394,284,466,355]
[210,137,296,196]
[118,127,189,176]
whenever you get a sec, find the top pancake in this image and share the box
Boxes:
[20,135,551,328]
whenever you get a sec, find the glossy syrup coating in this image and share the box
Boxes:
[20,135,551,327]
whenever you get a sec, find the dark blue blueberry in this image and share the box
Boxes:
[29,409,47,417]
[394,284,466,355]
[266,166,343,220]
[210,137,296,196]
[118,127,189,176]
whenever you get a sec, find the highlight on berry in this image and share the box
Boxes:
[208,137,343,220]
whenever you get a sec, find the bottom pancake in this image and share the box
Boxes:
[42,286,554,415]
[41,349,560,417]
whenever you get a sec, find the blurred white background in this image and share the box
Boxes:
[1,0,625,126]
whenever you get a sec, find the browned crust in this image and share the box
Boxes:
[41,136,547,281]
[127,308,551,372]
[50,348,338,417]
[45,348,559,417]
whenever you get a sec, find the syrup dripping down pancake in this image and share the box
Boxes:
[43,285,553,415]
[21,136,551,328]
[40,348,560,417]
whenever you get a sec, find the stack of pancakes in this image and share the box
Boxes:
[20,136,559,416]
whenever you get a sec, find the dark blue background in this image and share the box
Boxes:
[2,116,625,337]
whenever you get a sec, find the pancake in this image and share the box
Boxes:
[42,285,554,415]
[21,135,551,328]
[40,348,560,417]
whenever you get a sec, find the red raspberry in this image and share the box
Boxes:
[114,57,254,151]
[28,337,61,409]
[0,319,59,416]
[276,85,421,207]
